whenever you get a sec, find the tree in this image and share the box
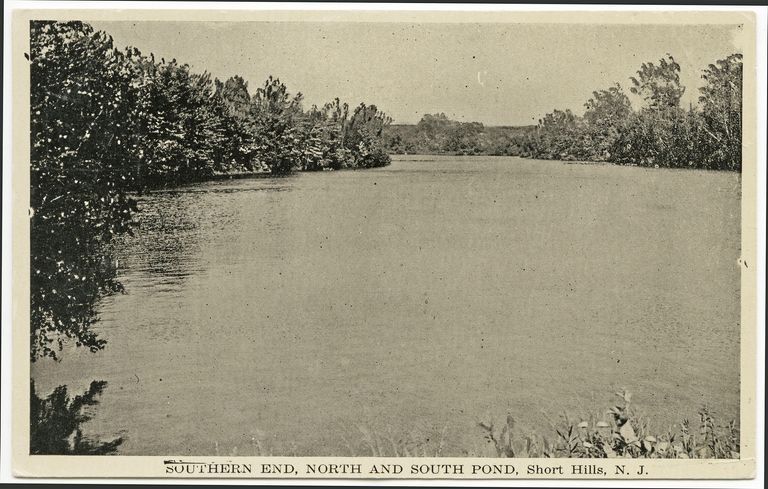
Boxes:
[214,76,259,171]
[344,103,392,168]
[296,98,353,171]
[582,83,633,160]
[130,59,227,184]
[532,109,588,160]
[615,54,695,168]
[446,121,484,155]
[216,75,251,119]
[630,53,686,110]
[250,77,304,174]
[698,53,743,170]
[30,21,139,359]
[584,83,633,128]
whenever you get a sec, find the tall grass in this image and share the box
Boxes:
[478,390,739,458]
[208,390,738,458]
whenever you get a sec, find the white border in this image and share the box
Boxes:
[2,2,766,487]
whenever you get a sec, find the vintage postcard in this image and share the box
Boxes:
[6,3,763,482]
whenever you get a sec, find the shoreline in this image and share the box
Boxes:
[389,153,741,174]
[133,162,392,192]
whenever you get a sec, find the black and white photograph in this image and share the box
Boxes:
[4,3,764,482]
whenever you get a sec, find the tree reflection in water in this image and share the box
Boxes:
[30,380,124,455]
[124,189,204,288]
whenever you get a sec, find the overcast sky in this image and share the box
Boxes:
[90,21,742,126]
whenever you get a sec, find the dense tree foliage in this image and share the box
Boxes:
[30,21,139,359]
[387,53,742,172]
[525,53,743,171]
[344,103,393,168]
[630,54,686,110]
[30,20,391,360]
[297,98,351,171]
[698,53,743,170]
[581,84,634,161]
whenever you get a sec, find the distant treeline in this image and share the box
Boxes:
[385,53,742,172]
[383,115,535,156]
[30,21,391,359]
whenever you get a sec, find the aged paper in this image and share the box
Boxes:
[8,5,762,482]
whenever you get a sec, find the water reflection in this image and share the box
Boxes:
[117,190,204,291]
[112,177,297,296]
[32,176,301,454]
[30,379,124,455]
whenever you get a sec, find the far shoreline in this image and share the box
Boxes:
[135,152,742,195]
[389,153,742,175]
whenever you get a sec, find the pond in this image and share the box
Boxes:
[31,155,742,456]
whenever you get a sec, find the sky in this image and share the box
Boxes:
[90,20,743,126]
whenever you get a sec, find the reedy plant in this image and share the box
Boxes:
[478,390,739,459]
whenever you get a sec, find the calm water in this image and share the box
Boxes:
[32,155,741,456]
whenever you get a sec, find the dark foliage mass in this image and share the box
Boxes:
[30,21,391,360]
[30,21,138,360]
[30,380,123,455]
[385,53,742,173]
